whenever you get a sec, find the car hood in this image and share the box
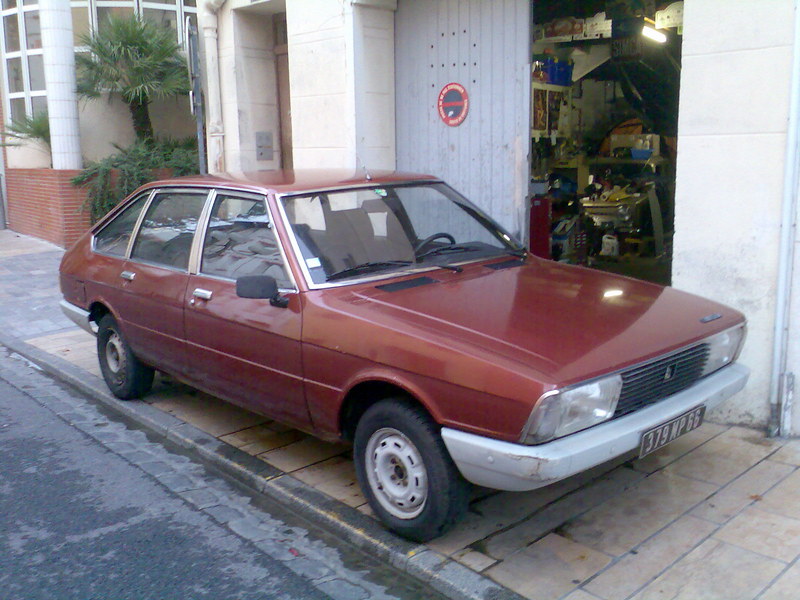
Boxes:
[320,257,744,386]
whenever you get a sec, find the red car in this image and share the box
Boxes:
[59,171,749,541]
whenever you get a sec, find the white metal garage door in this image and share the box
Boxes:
[394,0,531,236]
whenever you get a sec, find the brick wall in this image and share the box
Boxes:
[6,168,92,248]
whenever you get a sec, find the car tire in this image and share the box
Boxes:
[97,314,155,400]
[354,399,470,542]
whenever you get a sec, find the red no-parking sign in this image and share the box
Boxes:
[437,83,469,127]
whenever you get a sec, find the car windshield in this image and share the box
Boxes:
[279,182,522,284]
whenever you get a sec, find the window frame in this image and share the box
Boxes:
[1,0,198,124]
[196,189,298,293]
[127,187,210,272]
[91,188,155,257]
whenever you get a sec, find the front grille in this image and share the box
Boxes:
[614,344,710,418]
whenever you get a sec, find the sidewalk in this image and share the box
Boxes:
[2,228,800,600]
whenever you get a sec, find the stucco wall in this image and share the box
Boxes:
[286,0,395,170]
[672,0,795,427]
[215,2,283,173]
[6,94,197,168]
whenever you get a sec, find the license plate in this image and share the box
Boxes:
[639,406,705,458]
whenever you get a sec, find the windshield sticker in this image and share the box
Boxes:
[306,257,322,269]
[374,189,387,197]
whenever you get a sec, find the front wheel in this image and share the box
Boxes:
[354,399,469,542]
[97,314,154,400]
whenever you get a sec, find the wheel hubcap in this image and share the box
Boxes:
[105,332,126,379]
[365,428,427,519]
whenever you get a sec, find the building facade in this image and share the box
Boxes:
[1,0,798,437]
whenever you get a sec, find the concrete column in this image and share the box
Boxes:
[39,0,82,169]
[286,0,396,170]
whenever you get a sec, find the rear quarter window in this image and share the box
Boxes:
[93,193,150,256]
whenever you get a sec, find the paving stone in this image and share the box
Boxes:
[759,561,800,600]
[452,548,497,572]
[664,426,782,486]
[482,466,644,560]
[757,468,800,520]
[563,591,604,600]
[486,534,611,600]
[204,504,249,524]
[287,556,334,581]
[118,450,159,464]
[559,470,718,556]
[260,436,349,473]
[714,507,800,562]
[691,459,794,524]
[179,487,223,509]
[316,579,369,600]
[770,440,800,466]
[228,517,276,542]
[138,461,174,476]
[630,539,784,600]
[584,515,718,600]
[154,471,201,492]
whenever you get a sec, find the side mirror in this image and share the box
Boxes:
[236,275,289,308]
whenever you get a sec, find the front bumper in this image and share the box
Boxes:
[441,362,749,491]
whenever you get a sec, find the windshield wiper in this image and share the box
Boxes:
[326,260,412,282]
[415,243,479,261]
[505,248,528,259]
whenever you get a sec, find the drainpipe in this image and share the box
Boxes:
[201,0,226,174]
[768,0,800,437]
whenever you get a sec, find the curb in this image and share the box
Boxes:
[0,330,525,600]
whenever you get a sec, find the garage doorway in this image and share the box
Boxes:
[529,0,682,285]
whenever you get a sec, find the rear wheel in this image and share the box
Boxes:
[97,314,154,399]
[354,399,469,542]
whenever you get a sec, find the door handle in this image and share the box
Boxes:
[192,288,213,301]
[120,270,136,281]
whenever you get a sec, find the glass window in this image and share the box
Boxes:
[183,0,195,6]
[2,0,17,10]
[142,7,177,34]
[30,94,46,115]
[131,191,207,269]
[94,193,150,256]
[71,6,90,46]
[201,194,291,288]
[282,184,518,284]
[7,57,23,93]
[27,53,43,90]
[23,10,40,49]
[97,5,134,33]
[22,0,37,5]
[4,15,20,53]
[9,97,25,120]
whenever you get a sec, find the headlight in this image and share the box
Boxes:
[701,324,746,376]
[521,374,623,444]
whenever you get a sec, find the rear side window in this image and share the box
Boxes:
[201,193,292,288]
[131,191,208,270]
[93,193,149,256]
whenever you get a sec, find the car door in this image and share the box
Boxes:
[183,190,309,428]
[117,188,210,375]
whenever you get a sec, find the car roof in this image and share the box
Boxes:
[142,169,440,195]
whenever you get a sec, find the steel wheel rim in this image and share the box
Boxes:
[105,332,126,377]
[365,427,427,519]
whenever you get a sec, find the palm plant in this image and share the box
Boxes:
[1,111,51,150]
[76,15,189,141]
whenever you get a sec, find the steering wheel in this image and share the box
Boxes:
[414,232,456,254]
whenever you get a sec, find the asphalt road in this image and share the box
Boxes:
[0,348,444,600]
